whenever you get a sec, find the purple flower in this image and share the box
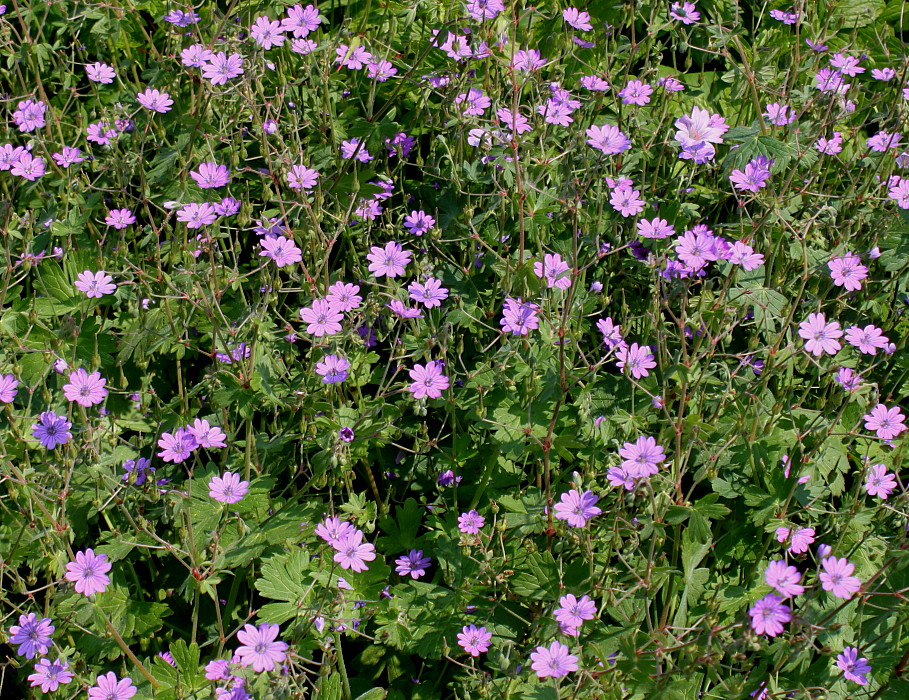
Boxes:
[325,282,362,312]
[316,354,350,383]
[763,102,796,126]
[339,427,355,443]
[533,253,572,289]
[867,131,901,152]
[157,427,198,463]
[62,368,108,406]
[863,404,907,440]
[816,132,844,155]
[845,324,888,355]
[52,146,86,168]
[554,594,596,628]
[457,624,492,656]
[596,317,623,348]
[728,241,764,270]
[637,217,675,239]
[828,253,868,291]
[8,613,54,659]
[580,75,610,91]
[105,208,136,229]
[188,419,227,448]
[190,162,230,189]
[673,106,730,147]
[209,472,250,504]
[408,278,449,308]
[769,8,799,24]
[764,560,804,597]
[619,436,666,478]
[669,1,700,23]
[438,470,461,487]
[748,594,790,636]
[287,164,319,190]
[202,52,244,85]
[122,457,154,485]
[137,88,173,113]
[530,641,579,679]
[315,516,356,547]
[86,62,116,83]
[618,79,653,105]
[834,367,863,392]
[336,44,373,69]
[251,15,286,49]
[553,489,601,527]
[500,298,540,335]
[610,184,646,217]
[333,530,376,572]
[819,556,862,599]
[12,99,47,132]
[341,138,373,162]
[282,3,322,36]
[367,241,411,278]
[798,313,842,356]
[387,299,423,318]
[512,48,547,72]
[10,153,45,180]
[260,235,302,268]
[408,361,450,399]
[864,463,897,499]
[299,299,344,337]
[88,673,136,700]
[730,156,772,192]
[403,210,436,236]
[775,527,814,554]
[28,657,73,692]
[75,270,116,297]
[394,549,431,579]
[458,510,485,534]
[32,411,73,449]
[836,647,872,685]
[586,123,631,155]
[616,343,656,379]
[65,549,112,596]
[235,623,288,672]
[0,374,18,403]
[177,202,218,228]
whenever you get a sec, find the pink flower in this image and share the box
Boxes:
[287,164,319,190]
[367,241,411,278]
[616,343,656,379]
[87,673,135,700]
[250,15,286,49]
[325,282,362,312]
[619,436,665,477]
[618,79,653,106]
[554,594,596,628]
[844,325,889,355]
[674,106,728,148]
[86,62,116,83]
[748,594,790,636]
[62,369,108,406]
[202,52,244,85]
[764,560,804,597]
[798,313,842,356]
[863,404,907,440]
[586,124,631,155]
[836,647,872,685]
[553,489,601,527]
[533,253,572,289]
[261,235,302,268]
[75,270,117,298]
[65,549,112,596]
[208,472,250,504]
[190,162,230,189]
[157,427,197,463]
[819,556,862,599]
[316,516,357,547]
[333,530,376,572]
[408,361,449,399]
[457,510,485,534]
[828,253,867,291]
[235,623,288,672]
[299,299,343,337]
[137,88,173,113]
[610,185,646,217]
[530,641,579,679]
[105,208,136,229]
[775,526,815,554]
[864,463,897,499]
[457,624,492,656]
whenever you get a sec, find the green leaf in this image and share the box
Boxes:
[511,552,560,599]
[255,550,311,602]
[353,690,387,700]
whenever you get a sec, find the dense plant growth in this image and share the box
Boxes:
[2,0,909,698]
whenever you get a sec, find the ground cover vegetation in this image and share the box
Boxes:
[2,0,909,698]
